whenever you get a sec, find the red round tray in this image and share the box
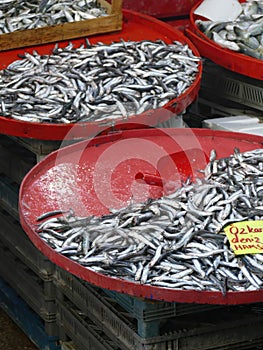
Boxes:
[19,128,263,304]
[186,0,263,80]
[0,10,201,141]
[122,0,200,18]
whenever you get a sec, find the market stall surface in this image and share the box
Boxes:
[0,307,37,350]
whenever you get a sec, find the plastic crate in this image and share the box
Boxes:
[0,242,57,335]
[0,135,36,183]
[0,209,55,279]
[55,268,138,347]
[200,60,263,112]
[55,268,263,350]
[0,134,70,175]
[0,173,19,218]
[57,300,119,350]
[60,342,79,350]
[0,278,60,350]
[56,293,263,350]
[10,136,66,162]
[55,268,221,338]
[103,288,221,322]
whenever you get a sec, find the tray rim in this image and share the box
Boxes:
[19,127,263,304]
[187,0,263,80]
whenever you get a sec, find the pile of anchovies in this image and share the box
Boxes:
[36,148,263,294]
[0,0,107,34]
[0,40,200,123]
[196,0,263,60]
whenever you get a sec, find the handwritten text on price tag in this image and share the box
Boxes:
[224,221,263,255]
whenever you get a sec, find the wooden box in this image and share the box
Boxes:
[0,0,123,52]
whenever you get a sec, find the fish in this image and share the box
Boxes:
[0,39,200,124]
[196,0,263,60]
[0,0,107,34]
[35,148,263,293]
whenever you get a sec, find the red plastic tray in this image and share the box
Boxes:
[19,128,263,304]
[186,0,263,80]
[0,10,201,141]
[122,0,200,18]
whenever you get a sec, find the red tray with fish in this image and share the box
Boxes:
[0,10,201,141]
[19,128,263,304]
[186,0,263,80]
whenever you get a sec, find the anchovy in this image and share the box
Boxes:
[196,0,263,60]
[0,40,200,124]
[35,148,263,293]
[0,0,107,34]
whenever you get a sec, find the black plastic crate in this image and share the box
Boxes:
[0,208,55,279]
[102,288,221,321]
[11,136,62,158]
[0,135,36,184]
[55,268,221,338]
[0,173,19,218]
[55,268,263,350]
[0,242,57,335]
[57,300,119,350]
[56,294,263,350]
[200,59,263,112]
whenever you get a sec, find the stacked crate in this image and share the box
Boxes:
[0,0,122,341]
[2,130,263,350]
[55,267,263,350]
[0,2,263,348]
[199,60,263,116]
[184,58,263,129]
[0,135,61,348]
[0,277,59,350]
[1,136,263,350]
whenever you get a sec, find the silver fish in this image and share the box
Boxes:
[0,0,107,34]
[35,148,263,294]
[0,40,200,124]
[196,0,263,60]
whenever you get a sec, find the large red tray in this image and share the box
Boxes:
[19,128,263,304]
[186,0,263,80]
[0,10,201,141]
[122,0,200,18]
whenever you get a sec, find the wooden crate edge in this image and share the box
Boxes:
[97,0,112,13]
[0,0,123,52]
[0,15,123,52]
[97,0,123,14]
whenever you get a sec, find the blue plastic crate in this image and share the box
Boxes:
[0,242,57,336]
[55,268,263,350]
[55,267,220,338]
[0,277,60,350]
[56,290,263,350]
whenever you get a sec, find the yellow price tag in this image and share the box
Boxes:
[224,220,263,255]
